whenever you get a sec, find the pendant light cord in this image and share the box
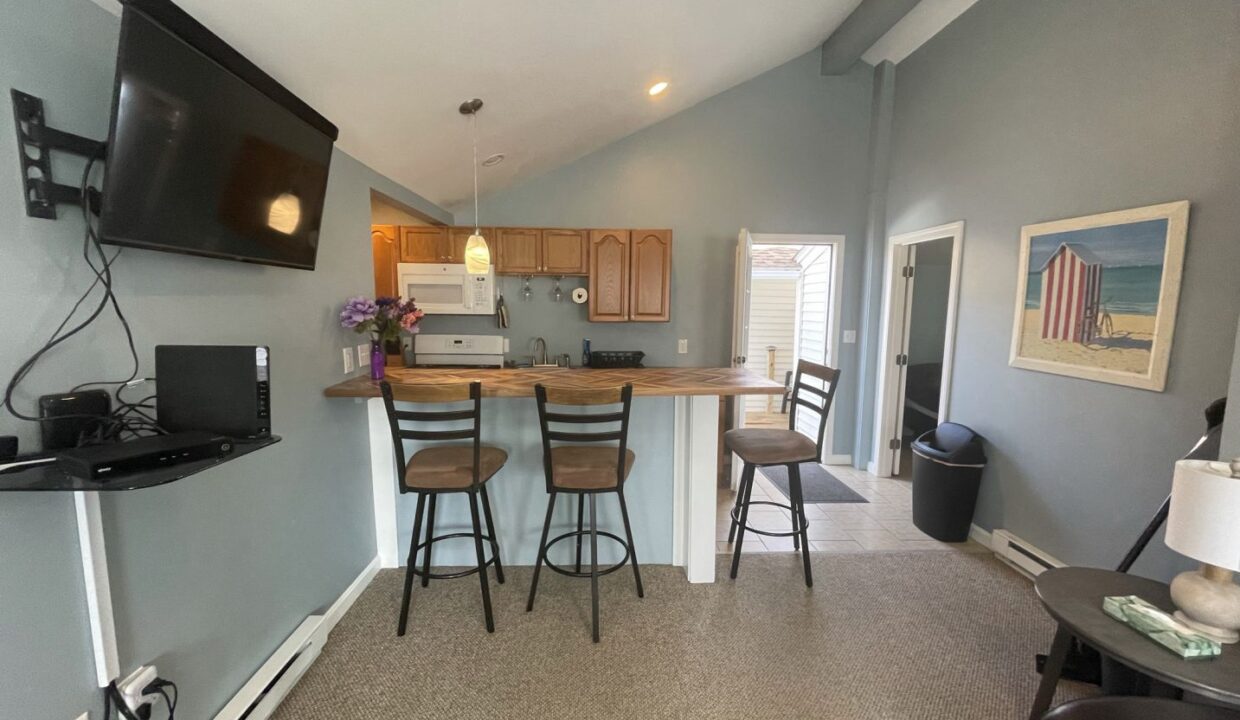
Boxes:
[471,113,480,234]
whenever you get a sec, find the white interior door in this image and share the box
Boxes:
[729,228,753,488]
[878,243,916,476]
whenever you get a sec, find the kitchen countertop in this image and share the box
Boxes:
[323,366,784,398]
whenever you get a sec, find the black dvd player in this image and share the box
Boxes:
[57,432,234,481]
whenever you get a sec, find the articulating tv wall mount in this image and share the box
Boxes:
[10,89,106,219]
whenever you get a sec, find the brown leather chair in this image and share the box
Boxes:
[380,381,507,635]
[1043,698,1240,720]
[724,359,840,586]
[527,383,642,643]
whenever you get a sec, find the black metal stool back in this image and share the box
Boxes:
[380,381,483,490]
[379,380,506,635]
[534,384,634,492]
[529,383,642,643]
[786,359,841,462]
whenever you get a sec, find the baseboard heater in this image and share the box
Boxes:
[212,615,323,720]
[990,529,1064,579]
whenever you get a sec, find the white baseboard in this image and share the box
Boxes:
[213,557,379,720]
[822,454,853,466]
[865,460,878,475]
[317,556,380,643]
[968,524,992,550]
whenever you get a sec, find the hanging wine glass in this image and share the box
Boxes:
[552,276,563,302]
[522,276,532,301]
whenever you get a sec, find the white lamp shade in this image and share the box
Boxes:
[1166,459,1240,572]
[464,233,490,274]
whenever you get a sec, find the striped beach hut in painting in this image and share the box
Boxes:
[1039,243,1103,343]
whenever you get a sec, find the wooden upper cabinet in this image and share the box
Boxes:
[447,227,493,264]
[496,228,541,275]
[541,229,589,275]
[399,226,447,263]
[588,230,631,322]
[629,229,672,322]
[371,225,400,298]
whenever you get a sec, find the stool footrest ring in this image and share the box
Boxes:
[730,500,809,538]
[542,529,632,578]
[409,531,500,580]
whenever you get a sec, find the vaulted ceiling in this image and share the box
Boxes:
[110,0,866,208]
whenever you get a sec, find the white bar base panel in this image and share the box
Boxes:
[673,395,719,583]
[367,398,400,569]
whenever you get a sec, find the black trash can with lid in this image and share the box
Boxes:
[910,422,987,542]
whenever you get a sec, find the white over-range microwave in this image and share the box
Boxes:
[397,263,496,315]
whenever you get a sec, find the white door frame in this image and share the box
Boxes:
[748,233,847,465]
[870,221,964,478]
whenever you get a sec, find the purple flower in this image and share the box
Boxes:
[339,296,378,329]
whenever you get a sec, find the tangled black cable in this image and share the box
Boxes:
[2,145,146,436]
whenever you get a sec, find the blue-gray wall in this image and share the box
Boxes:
[1225,315,1240,460]
[0,0,447,716]
[884,0,1240,578]
[430,50,875,457]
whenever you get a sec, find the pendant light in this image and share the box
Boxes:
[459,98,490,274]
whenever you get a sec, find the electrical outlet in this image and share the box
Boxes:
[357,344,371,368]
[843,330,857,344]
[677,338,688,354]
[118,664,159,714]
[342,348,355,374]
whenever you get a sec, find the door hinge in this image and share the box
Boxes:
[895,353,908,366]
[888,438,901,450]
[902,265,916,278]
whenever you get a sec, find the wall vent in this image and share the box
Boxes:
[990,529,1064,579]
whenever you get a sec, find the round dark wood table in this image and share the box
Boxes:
[1031,567,1240,719]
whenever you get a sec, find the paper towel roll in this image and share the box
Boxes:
[571,287,588,304]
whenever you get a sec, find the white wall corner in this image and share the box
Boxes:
[861,0,981,66]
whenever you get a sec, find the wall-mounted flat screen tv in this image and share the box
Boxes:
[100,0,339,271]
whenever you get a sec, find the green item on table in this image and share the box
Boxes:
[1102,595,1222,659]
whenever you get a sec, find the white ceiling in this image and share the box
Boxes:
[93,0,864,209]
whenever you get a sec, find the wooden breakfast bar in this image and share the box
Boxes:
[325,367,782,583]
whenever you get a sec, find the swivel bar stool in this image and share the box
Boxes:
[380,381,507,634]
[724,359,840,586]
[527,383,643,643]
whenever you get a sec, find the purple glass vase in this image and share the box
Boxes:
[370,339,386,380]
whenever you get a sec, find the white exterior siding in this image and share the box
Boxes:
[794,246,833,439]
[745,275,798,412]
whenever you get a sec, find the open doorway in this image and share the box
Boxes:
[872,222,964,479]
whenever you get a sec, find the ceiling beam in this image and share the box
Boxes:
[820,0,921,75]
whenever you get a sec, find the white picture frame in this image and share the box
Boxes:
[1008,201,1189,392]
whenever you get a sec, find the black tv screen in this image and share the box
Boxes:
[100,0,338,270]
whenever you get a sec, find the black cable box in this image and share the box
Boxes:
[57,432,234,481]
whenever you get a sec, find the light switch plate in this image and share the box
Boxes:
[342,348,355,374]
[677,339,688,354]
[357,344,371,367]
[843,330,857,344]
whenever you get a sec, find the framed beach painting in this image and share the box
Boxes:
[1008,201,1189,391]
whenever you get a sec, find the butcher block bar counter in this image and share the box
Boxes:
[325,367,782,583]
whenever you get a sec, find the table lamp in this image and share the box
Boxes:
[1165,458,1240,643]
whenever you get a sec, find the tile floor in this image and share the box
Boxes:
[716,464,989,555]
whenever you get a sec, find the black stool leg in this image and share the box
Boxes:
[467,490,495,633]
[617,489,644,598]
[729,463,756,579]
[397,492,427,636]
[727,467,751,544]
[789,465,800,551]
[479,485,505,584]
[421,494,437,587]
[575,494,585,574]
[526,491,557,612]
[589,492,600,643]
[788,463,812,587]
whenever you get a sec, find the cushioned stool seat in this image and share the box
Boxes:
[550,446,636,490]
[405,446,508,489]
[723,428,817,466]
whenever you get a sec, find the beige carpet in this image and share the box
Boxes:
[274,553,1089,720]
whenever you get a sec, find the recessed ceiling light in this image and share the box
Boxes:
[648,81,669,96]
[481,153,505,167]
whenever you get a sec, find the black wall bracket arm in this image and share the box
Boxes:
[11,89,106,219]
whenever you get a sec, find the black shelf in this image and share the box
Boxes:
[0,436,281,492]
